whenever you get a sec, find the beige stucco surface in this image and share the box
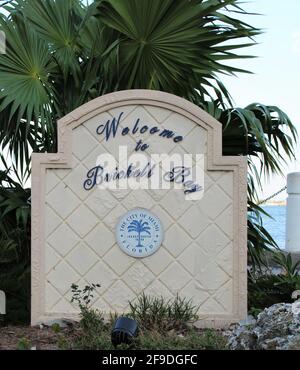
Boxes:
[31,90,247,327]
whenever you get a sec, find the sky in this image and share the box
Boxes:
[221,0,300,201]
[0,1,299,201]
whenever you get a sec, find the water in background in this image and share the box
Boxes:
[261,206,286,249]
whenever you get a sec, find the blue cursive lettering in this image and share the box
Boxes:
[96,112,124,141]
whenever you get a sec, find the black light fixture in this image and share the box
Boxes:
[111,317,139,347]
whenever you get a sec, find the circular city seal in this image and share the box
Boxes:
[116,208,163,258]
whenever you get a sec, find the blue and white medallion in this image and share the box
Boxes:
[116,208,163,258]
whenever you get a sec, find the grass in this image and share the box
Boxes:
[57,322,226,350]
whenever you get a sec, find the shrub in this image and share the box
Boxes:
[128,293,199,332]
[17,338,31,350]
[248,274,297,315]
[0,170,31,324]
[248,251,300,315]
[70,283,108,349]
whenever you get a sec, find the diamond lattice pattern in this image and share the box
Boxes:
[44,105,234,316]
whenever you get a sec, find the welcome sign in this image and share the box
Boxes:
[31,90,247,327]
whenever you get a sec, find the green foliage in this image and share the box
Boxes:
[0,0,261,181]
[0,170,31,324]
[51,323,61,334]
[96,0,259,96]
[272,251,300,285]
[220,103,297,173]
[248,274,296,316]
[71,283,106,349]
[69,284,224,350]
[129,293,198,332]
[248,251,300,315]
[75,308,107,350]
[16,337,31,350]
[57,335,72,350]
[67,324,226,350]
[247,205,277,269]
[71,283,101,310]
[135,329,226,350]
[248,275,295,313]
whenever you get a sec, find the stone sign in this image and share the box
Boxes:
[31,90,247,327]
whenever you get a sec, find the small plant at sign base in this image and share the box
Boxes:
[248,307,263,318]
[57,335,72,350]
[71,283,101,310]
[51,323,61,333]
[70,283,108,349]
[109,311,120,326]
[68,286,226,350]
[17,337,31,350]
[128,293,199,332]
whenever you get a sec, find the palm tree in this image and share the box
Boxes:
[0,0,260,181]
[0,169,31,323]
[0,0,297,267]
[127,220,151,248]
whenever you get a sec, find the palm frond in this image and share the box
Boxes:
[95,0,260,102]
[0,12,55,179]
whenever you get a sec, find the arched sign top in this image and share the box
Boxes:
[55,89,231,168]
[60,89,222,132]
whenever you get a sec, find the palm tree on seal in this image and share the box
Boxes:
[127,220,151,248]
